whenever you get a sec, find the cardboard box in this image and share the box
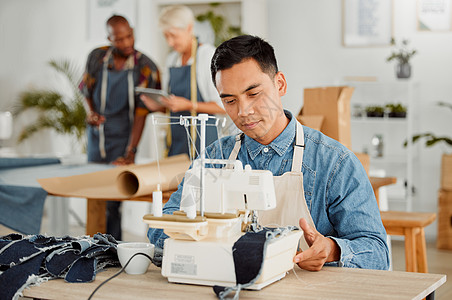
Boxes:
[441,154,452,191]
[300,86,354,149]
[296,115,324,132]
[437,189,452,250]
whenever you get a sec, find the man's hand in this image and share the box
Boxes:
[161,95,193,112]
[293,218,340,271]
[86,111,105,126]
[112,148,135,166]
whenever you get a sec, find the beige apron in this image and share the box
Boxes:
[228,121,315,249]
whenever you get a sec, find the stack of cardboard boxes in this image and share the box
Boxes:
[438,154,452,250]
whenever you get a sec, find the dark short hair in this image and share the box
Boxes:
[210,35,278,86]
[106,15,130,30]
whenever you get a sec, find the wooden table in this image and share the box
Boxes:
[22,265,446,300]
[67,191,175,237]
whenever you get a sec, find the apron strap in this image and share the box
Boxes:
[99,48,113,159]
[126,65,135,150]
[99,48,136,160]
[189,38,198,159]
[291,121,305,172]
[227,133,244,161]
[227,121,305,172]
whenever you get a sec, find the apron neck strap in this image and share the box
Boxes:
[227,121,305,172]
[189,37,198,158]
[227,133,244,162]
[291,121,305,172]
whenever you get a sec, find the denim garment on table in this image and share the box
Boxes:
[0,157,60,170]
[0,185,47,235]
[213,226,298,300]
[0,157,60,235]
[0,233,119,300]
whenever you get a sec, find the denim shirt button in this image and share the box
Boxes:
[263,147,269,153]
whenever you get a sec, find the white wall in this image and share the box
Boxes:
[1,0,451,240]
[266,0,452,241]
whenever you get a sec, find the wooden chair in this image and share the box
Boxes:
[356,152,436,273]
[379,211,436,273]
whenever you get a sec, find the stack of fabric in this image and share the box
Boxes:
[0,233,119,300]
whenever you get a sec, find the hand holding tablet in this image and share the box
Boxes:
[135,87,170,105]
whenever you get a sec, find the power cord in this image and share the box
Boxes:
[87,252,153,300]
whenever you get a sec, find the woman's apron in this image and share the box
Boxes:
[166,41,217,158]
[88,48,134,163]
[228,121,315,250]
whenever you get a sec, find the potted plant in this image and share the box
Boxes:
[386,38,417,79]
[196,3,244,47]
[406,102,452,149]
[365,105,385,118]
[405,101,452,192]
[13,59,86,151]
[386,103,407,118]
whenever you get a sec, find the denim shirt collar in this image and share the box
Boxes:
[244,110,296,159]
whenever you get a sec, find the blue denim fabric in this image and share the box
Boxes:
[148,110,389,270]
[0,185,47,235]
[0,157,60,170]
[0,157,60,235]
[0,233,119,299]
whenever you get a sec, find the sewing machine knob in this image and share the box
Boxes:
[244,164,252,172]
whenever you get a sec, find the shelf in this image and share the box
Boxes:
[351,117,407,124]
[154,0,240,4]
[370,155,410,164]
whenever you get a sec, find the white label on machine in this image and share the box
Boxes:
[171,254,197,275]
[171,263,197,275]
[175,254,195,264]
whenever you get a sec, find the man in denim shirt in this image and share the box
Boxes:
[148,35,389,271]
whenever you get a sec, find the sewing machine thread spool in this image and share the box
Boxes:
[153,184,162,217]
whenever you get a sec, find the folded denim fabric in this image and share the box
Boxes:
[0,233,119,300]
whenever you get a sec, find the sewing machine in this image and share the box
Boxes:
[143,114,302,290]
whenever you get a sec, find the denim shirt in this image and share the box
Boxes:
[148,110,390,270]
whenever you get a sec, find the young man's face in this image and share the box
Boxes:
[108,23,135,57]
[215,58,288,145]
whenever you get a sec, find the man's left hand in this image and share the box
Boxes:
[293,218,340,271]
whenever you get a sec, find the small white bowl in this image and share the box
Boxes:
[117,242,155,275]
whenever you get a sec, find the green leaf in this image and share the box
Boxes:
[15,59,87,147]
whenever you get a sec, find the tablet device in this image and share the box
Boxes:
[135,87,169,105]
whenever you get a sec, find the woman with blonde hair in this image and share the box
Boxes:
[141,5,225,158]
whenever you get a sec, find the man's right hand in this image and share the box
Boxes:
[86,111,105,126]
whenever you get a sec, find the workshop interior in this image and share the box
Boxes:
[0,1,451,299]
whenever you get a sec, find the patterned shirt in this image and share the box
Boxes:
[79,46,161,114]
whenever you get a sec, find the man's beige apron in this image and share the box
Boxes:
[228,121,315,250]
